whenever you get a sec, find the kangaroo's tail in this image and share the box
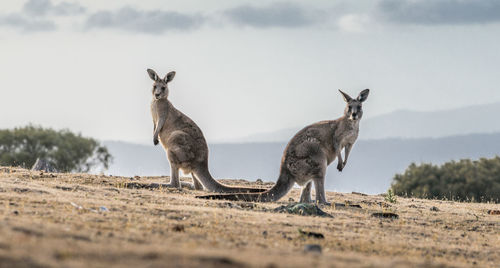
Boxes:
[196,171,294,202]
[193,165,267,193]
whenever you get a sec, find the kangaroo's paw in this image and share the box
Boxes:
[180,181,195,190]
[148,182,191,190]
[337,162,344,172]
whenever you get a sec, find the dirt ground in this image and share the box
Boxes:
[0,166,498,268]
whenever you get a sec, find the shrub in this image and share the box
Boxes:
[0,125,112,172]
[391,157,500,203]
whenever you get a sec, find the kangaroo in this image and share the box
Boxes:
[197,89,369,204]
[148,69,266,193]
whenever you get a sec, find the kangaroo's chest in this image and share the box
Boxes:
[334,125,358,151]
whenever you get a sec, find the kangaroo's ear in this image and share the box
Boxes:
[164,71,176,83]
[147,69,159,82]
[357,89,369,102]
[339,89,352,102]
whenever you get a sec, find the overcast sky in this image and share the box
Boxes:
[1,0,500,144]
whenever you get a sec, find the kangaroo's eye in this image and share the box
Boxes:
[161,86,166,91]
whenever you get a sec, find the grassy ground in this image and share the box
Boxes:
[0,166,498,268]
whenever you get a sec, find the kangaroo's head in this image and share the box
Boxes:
[147,69,176,100]
[339,89,369,121]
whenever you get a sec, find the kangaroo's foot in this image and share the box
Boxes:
[149,182,194,190]
[316,201,332,206]
[191,173,204,191]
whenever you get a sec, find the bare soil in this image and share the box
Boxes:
[0,167,498,267]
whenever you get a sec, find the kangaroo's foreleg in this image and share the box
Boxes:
[343,143,353,167]
[153,116,166,146]
[299,181,313,203]
[337,150,344,171]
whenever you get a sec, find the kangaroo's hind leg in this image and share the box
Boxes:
[299,181,313,203]
[191,173,204,190]
[166,163,181,189]
[313,177,330,205]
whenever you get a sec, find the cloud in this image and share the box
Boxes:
[224,2,320,28]
[23,0,86,17]
[0,14,56,32]
[85,7,204,33]
[0,0,86,33]
[378,0,500,25]
[337,14,371,33]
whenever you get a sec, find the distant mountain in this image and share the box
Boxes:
[103,132,500,194]
[233,102,500,142]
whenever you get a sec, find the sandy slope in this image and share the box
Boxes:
[0,167,498,267]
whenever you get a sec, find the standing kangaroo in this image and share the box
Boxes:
[197,89,369,204]
[148,69,265,193]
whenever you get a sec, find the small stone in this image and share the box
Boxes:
[274,203,332,217]
[430,206,440,212]
[262,231,268,237]
[99,206,109,212]
[371,212,399,219]
[304,244,322,254]
[298,229,324,239]
[172,225,185,232]
[488,210,500,215]
[12,210,19,215]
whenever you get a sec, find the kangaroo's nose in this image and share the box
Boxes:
[155,93,161,98]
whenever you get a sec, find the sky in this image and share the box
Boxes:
[1,0,500,144]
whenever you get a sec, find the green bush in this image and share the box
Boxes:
[391,157,500,203]
[0,125,112,172]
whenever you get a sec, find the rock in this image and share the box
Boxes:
[488,210,500,215]
[333,203,362,209]
[371,212,399,219]
[256,179,263,184]
[273,203,333,217]
[430,206,440,212]
[31,158,57,173]
[99,206,109,212]
[298,229,324,239]
[262,231,268,238]
[172,225,185,232]
[304,244,322,253]
[239,202,255,209]
[70,202,83,210]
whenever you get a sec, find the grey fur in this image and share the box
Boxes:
[148,68,266,193]
[197,89,370,204]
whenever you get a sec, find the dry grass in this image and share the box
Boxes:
[0,166,498,268]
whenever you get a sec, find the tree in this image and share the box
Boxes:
[391,157,500,203]
[0,125,112,172]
